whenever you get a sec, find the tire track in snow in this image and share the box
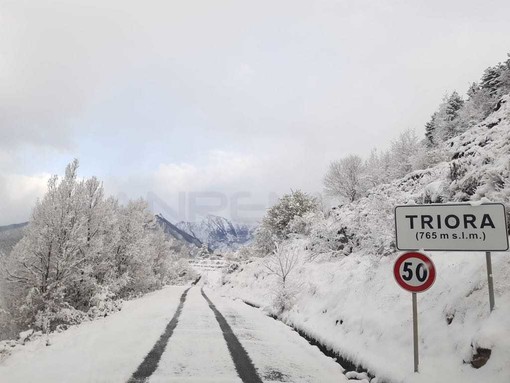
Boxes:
[201,288,263,383]
[127,287,191,383]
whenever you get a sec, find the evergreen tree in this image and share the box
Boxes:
[497,54,510,96]
[424,113,437,147]
[445,91,464,117]
[431,91,464,143]
[480,65,503,96]
[466,82,479,99]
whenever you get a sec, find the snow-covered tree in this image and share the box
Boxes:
[498,55,510,95]
[364,149,391,188]
[65,178,119,311]
[425,55,510,146]
[264,242,298,289]
[324,154,366,202]
[112,199,163,296]
[425,112,438,147]
[480,65,503,96]
[1,160,90,328]
[433,92,464,143]
[254,190,318,255]
[388,129,425,179]
[263,190,318,239]
[0,160,180,334]
[456,84,494,131]
[264,241,300,313]
[253,223,277,256]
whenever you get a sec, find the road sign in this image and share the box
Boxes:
[393,251,436,373]
[394,203,508,251]
[394,252,436,293]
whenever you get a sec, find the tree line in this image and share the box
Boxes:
[0,160,192,339]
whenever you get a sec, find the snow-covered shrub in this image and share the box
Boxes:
[28,287,89,334]
[262,190,318,239]
[307,212,353,258]
[231,244,256,261]
[34,305,88,334]
[87,286,122,319]
[254,190,318,255]
[286,214,309,236]
[225,262,240,274]
[421,180,448,204]
[412,145,451,171]
[164,258,198,285]
[271,285,297,315]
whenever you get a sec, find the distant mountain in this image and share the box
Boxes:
[0,214,253,258]
[155,214,203,248]
[0,222,28,257]
[176,215,253,251]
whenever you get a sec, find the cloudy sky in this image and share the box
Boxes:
[1,0,510,224]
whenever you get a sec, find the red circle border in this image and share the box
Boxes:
[393,252,436,293]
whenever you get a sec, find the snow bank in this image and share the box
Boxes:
[218,250,510,383]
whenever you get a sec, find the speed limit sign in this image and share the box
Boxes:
[394,252,436,293]
[393,251,436,373]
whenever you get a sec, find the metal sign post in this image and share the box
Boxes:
[412,292,419,373]
[486,251,495,312]
[394,251,436,373]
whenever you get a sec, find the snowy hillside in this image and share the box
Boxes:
[215,95,510,383]
[177,215,253,251]
[319,95,510,258]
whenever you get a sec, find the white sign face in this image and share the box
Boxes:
[395,203,508,251]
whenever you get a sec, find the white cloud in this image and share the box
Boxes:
[153,150,261,193]
[0,173,50,225]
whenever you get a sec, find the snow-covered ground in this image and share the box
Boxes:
[206,286,346,382]
[0,279,349,382]
[217,249,510,383]
[148,286,242,383]
[0,285,186,383]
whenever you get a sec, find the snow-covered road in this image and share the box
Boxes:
[0,284,347,383]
